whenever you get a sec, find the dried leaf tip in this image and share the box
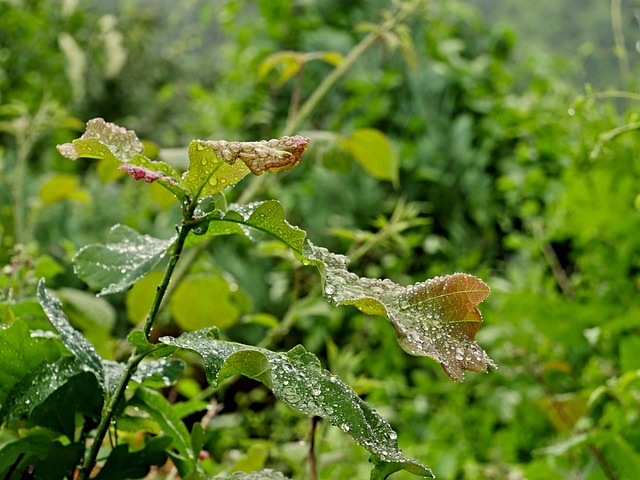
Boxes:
[198,135,311,175]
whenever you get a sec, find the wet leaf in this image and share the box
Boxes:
[0,318,63,407]
[73,224,176,296]
[161,331,433,478]
[190,201,494,381]
[57,117,143,162]
[0,436,83,480]
[182,136,310,199]
[57,118,187,200]
[37,280,104,383]
[308,245,495,382]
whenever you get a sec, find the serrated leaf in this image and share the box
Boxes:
[0,318,63,407]
[57,118,187,200]
[308,245,495,382]
[73,224,176,296]
[189,200,306,252]
[191,201,494,381]
[160,332,433,478]
[37,280,104,383]
[57,118,143,162]
[182,136,310,199]
[94,437,170,480]
[342,128,399,185]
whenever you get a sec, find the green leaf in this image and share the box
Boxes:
[0,318,63,407]
[73,224,176,296]
[130,387,203,479]
[341,129,399,185]
[57,118,143,163]
[170,274,250,331]
[307,245,495,382]
[160,331,433,478]
[211,470,291,480]
[1,357,103,437]
[57,118,187,200]
[191,201,494,381]
[182,136,310,200]
[37,280,104,383]
[0,436,83,480]
[39,173,90,205]
[94,437,170,480]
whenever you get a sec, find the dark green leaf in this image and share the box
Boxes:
[161,331,433,478]
[37,280,104,383]
[73,224,176,296]
[130,387,204,479]
[94,437,171,480]
[0,436,83,480]
[1,361,103,438]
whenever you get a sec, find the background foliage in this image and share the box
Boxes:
[1,0,640,478]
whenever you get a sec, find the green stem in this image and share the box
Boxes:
[79,219,193,479]
[611,0,631,90]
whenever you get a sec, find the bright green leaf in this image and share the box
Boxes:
[73,224,176,296]
[170,274,249,331]
[39,173,90,205]
[126,271,164,325]
[342,129,399,185]
[160,331,433,478]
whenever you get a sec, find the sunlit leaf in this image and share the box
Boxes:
[73,224,176,296]
[190,201,494,381]
[161,331,433,478]
[182,136,310,200]
[259,51,343,85]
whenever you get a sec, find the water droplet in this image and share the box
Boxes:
[324,285,336,295]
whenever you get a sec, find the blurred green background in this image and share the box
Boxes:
[2,0,640,478]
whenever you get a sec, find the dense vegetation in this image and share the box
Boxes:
[1,0,639,478]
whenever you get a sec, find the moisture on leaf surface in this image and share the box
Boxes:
[73,224,176,296]
[188,200,495,381]
[161,330,433,478]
